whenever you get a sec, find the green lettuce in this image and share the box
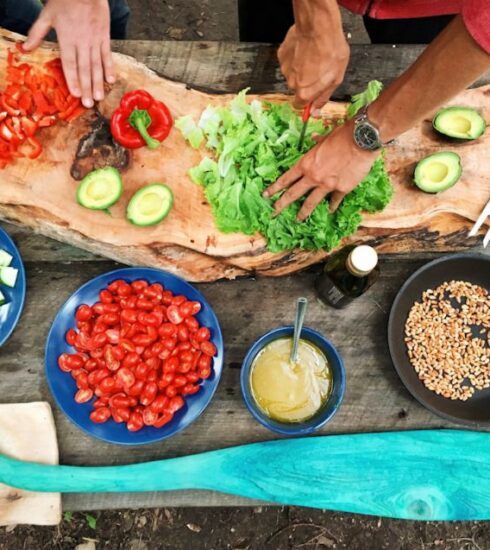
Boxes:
[177,82,393,252]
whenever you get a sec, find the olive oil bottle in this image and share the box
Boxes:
[315,245,379,309]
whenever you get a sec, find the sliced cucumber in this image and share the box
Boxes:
[0,290,6,306]
[127,183,174,227]
[0,266,18,288]
[77,167,123,210]
[0,249,13,267]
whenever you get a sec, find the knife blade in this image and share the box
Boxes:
[298,102,313,152]
[468,199,490,237]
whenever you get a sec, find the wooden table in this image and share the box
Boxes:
[1,41,489,512]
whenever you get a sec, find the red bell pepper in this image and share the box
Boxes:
[110,89,173,150]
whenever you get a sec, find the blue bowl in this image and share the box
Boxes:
[240,326,345,436]
[45,267,224,445]
[0,226,26,347]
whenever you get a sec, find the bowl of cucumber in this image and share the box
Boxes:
[0,226,26,347]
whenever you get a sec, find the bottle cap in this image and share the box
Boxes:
[348,245,378,276]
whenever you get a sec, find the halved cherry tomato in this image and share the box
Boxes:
[90,407,111,424]
[75,388,94,403]
[167,305,183,325]
[127,412,144,432]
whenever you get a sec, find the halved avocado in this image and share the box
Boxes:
[414,152,462,193]
[433,107,486,140]
[127,183,173,226]
[77,167,123,210]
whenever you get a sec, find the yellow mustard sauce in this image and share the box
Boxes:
[250,337,332,423]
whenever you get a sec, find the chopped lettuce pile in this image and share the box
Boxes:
[176,82,393,252]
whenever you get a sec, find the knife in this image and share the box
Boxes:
[297,102,313,152]
[469,199,490,247]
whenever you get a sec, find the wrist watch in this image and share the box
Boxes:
[352,106,395,151]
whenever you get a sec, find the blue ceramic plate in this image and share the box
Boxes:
[0,226,26,347]
[45,267,224,445]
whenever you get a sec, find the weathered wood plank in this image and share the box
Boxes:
[1,227,487,509]
[111,41,490,97]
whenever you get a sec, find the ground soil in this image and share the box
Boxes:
[1,2,487,549]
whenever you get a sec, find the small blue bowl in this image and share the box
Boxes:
[241,326,345,436]
[45,267,224,445]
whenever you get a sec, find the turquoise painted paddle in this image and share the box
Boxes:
[2,430,490,521]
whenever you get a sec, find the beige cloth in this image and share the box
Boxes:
[0,402,61,525]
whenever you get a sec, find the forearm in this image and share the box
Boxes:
[293,0,342,36]
[369,16,490,142]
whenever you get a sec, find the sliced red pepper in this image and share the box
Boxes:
[32,91,57,116]
[65,105,87,122]
[59,96,83,120]
[1,96,21,117]
[0,122,18,144]
[20,116,38,138]
[110,89,173,149]
[17,93,32,114]
[8,117,25,141]
[0,112,7,124]
[21,136,42,160]
[37,115,57,128]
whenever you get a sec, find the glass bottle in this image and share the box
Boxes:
[315,245,380,309]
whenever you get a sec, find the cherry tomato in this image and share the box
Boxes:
[177,361,192,374]
[92,332,108,348]
[185,317,199,332]
[58,353,72,372]
[172,295,187,306]
[154,411,174,428]
[135,362,149,380]
[90,407,111,424]
[181,383,200,396]
[167,305,183,325]
[92,303,105,316]
[162,290,173,305]
[113,407,131,423]
[159,372,175,389]
[159,323,177,338]
[198,354,212,371]
[186,372,200,383]
[100,313,118,326]
[109,393,132,409]
[111,345,126,361]
[127,411,144,432]
[76,304,92,322]
[123,352,140,369]
[196,327,211,342]
[65,329,77,346]
[93,397,109,409]
[119,338,136,353]
[149,394,168,413]
[108,280,123,293]
[117,282,132,297]
[105,329,120,344]
[167,395,185,413]
[136,298,153,311]
[99,289,114,304]
[199,367,212,380]
[173,375,187,388]
[99,376,116,394]
[143,286,162,301]
[189,301,202,315]
[177,326,189,342]
[163,357,179,373]
[201,341,217,357]
[104,346,120,371]
[133,334,154,347]
[116,367,136,388]
[84,358,98,372]
[102,303,120,314]
[165,385,177,398]
[162,337,178,351]
[147,369,158,383]
[127,379,145,397]
[140,382,158,406]
[179,302,194,318]
[67,354,85,370]
[151,341,165,357]
[131,280,148,293]
[76,372,89,390]
[143,408,158,426]
[121,308,138,323]
[75,388,93,403]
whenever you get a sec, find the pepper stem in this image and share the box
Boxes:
[129,109,160,150]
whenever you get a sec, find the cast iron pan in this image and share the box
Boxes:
[388,253,490,426]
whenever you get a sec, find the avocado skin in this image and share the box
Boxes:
[77,167,123,210]
[414,151,462,194]
[433,106,486,140]
[126,183,174,227]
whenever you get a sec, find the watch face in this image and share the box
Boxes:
[354,122,381,151]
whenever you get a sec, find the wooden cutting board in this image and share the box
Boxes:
[0,30,489,282]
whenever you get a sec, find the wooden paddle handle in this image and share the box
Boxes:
[1,430,490,520]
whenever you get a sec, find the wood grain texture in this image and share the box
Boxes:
[1,236,488,510]
[0,30,489,282]
[3,430,490,520]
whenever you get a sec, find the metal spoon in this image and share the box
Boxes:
[290,297,308,364]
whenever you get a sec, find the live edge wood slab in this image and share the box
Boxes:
[0,30,489,282]
[0,36,489,512]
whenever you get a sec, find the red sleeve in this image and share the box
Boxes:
[462,0,490,54]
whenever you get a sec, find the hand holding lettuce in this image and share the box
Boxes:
[177,83,393,252]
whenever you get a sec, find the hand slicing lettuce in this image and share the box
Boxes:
[178,82,393,252]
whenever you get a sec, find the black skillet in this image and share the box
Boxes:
[388,253,490,426]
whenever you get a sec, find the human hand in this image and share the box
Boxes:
[23,0,115,108]
[278,23,350,110]
[263,121,379,220]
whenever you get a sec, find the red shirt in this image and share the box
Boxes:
[339,0,490,53]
